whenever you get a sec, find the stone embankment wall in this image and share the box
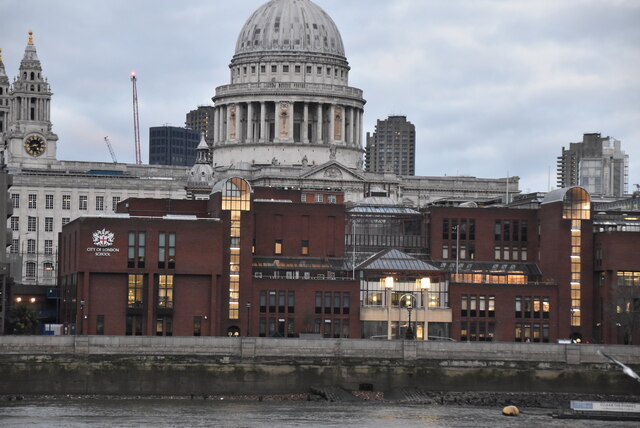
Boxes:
[0,336,638,396]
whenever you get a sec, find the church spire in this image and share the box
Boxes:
[21,30,41,69]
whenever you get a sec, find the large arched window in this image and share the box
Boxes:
[562,187,591,220]
[43,262,55,278]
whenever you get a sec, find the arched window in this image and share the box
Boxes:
[43,262,55,278]
[30,71,35,80]
[25,262,36,278]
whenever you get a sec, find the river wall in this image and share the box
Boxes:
[1,336,638,396]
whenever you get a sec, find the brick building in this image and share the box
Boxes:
[58,178,360,338]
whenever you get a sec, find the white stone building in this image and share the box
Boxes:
[0,32,189,289]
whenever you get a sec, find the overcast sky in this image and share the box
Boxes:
[2,0,638,193]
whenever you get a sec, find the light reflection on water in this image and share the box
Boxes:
[0,399,636,428]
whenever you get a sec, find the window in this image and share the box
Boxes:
[315,292,322,314]
[10,216,19,231]
[127,274,144,308]
[11,194,19,209]
[126,315,143,336]
[315,193,323,203]
[45,217,53,232]
[301,193,307,202]
[515,296,522,318]
[282,65,289,72]
[62,194,71,210]
[62,218,70,227]
[156,317,174,336]
[488,296,495,317]
[96,315,105,335]
[79,195,88,210]
[274,239,282,255]
[324,293,331,314]
[44,240,53,255]
[43,262,54,278]
[301,240,309,255]
[271,65,277,73]
[288,291,295,313]
[25,262,36,278]
[158,232,176,269]
[28,216,37,232]
[259,291,267,313]
[10,239,19,254]
[193,316,202,336]
[343,292,350,314]
[328,194,337,204]
[306,65,311,73]
[112,196,121,211]
[96,196,104,211]
[27,239,36,254]
[45,194,54,209]
[28,194,37,209]
[494,221,501,241]
[128,231,146,268]
[269,291,276,313]
[158,275,174,308]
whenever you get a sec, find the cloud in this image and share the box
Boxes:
[1,0,638,192]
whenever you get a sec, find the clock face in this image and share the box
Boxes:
[24,135,46,157]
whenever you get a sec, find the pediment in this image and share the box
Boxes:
[299,160,366,182]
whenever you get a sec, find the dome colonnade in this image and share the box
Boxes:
[211,0,365,169]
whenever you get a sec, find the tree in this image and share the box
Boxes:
[612,285,640,345]
[9,303,38,335]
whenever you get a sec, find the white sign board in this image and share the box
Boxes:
[571,401,640,413]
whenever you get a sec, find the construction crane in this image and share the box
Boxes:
[131,71,142,164]
[103,136,117,163]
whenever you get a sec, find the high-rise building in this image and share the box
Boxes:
[365,115,415,176]
[149,126,200,166]
[557,133,629,197]
[185,106,215,145]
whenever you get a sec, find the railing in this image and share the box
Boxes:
[215,82,364,99]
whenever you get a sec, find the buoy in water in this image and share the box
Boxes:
[502,405,519,416]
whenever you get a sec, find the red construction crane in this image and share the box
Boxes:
[131,71,142,164]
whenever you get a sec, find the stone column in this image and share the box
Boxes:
[247,102,254,142]
[302,102,309,143]
[226,104,233,142]
[288,102,294,142]
[316,103,323,143]
[340,106,346,145]
[213,107,219,144]
[236,103,243,142]
[329,104,335,144]
[349,107,355,146]
[355,109,362,148]
[260,102,266,142]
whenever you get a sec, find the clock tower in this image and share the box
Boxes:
[4,31,58,167]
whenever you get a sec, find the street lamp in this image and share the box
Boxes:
[400,293,416,340]
[420,277,431,341]
[385,276,394,340]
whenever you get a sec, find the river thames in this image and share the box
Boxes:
[0,399,636,428]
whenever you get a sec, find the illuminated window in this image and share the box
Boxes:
[43,262,54,278]
[301,240,309,255]
[127,274,144,308]
[158,275,174,308]
[44,240,53,255]
[62,194,71,210]
[275,240,282,255]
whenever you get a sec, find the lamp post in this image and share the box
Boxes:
[400,293,416,340]
[385,276,394,340]
[420,277,431,341]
